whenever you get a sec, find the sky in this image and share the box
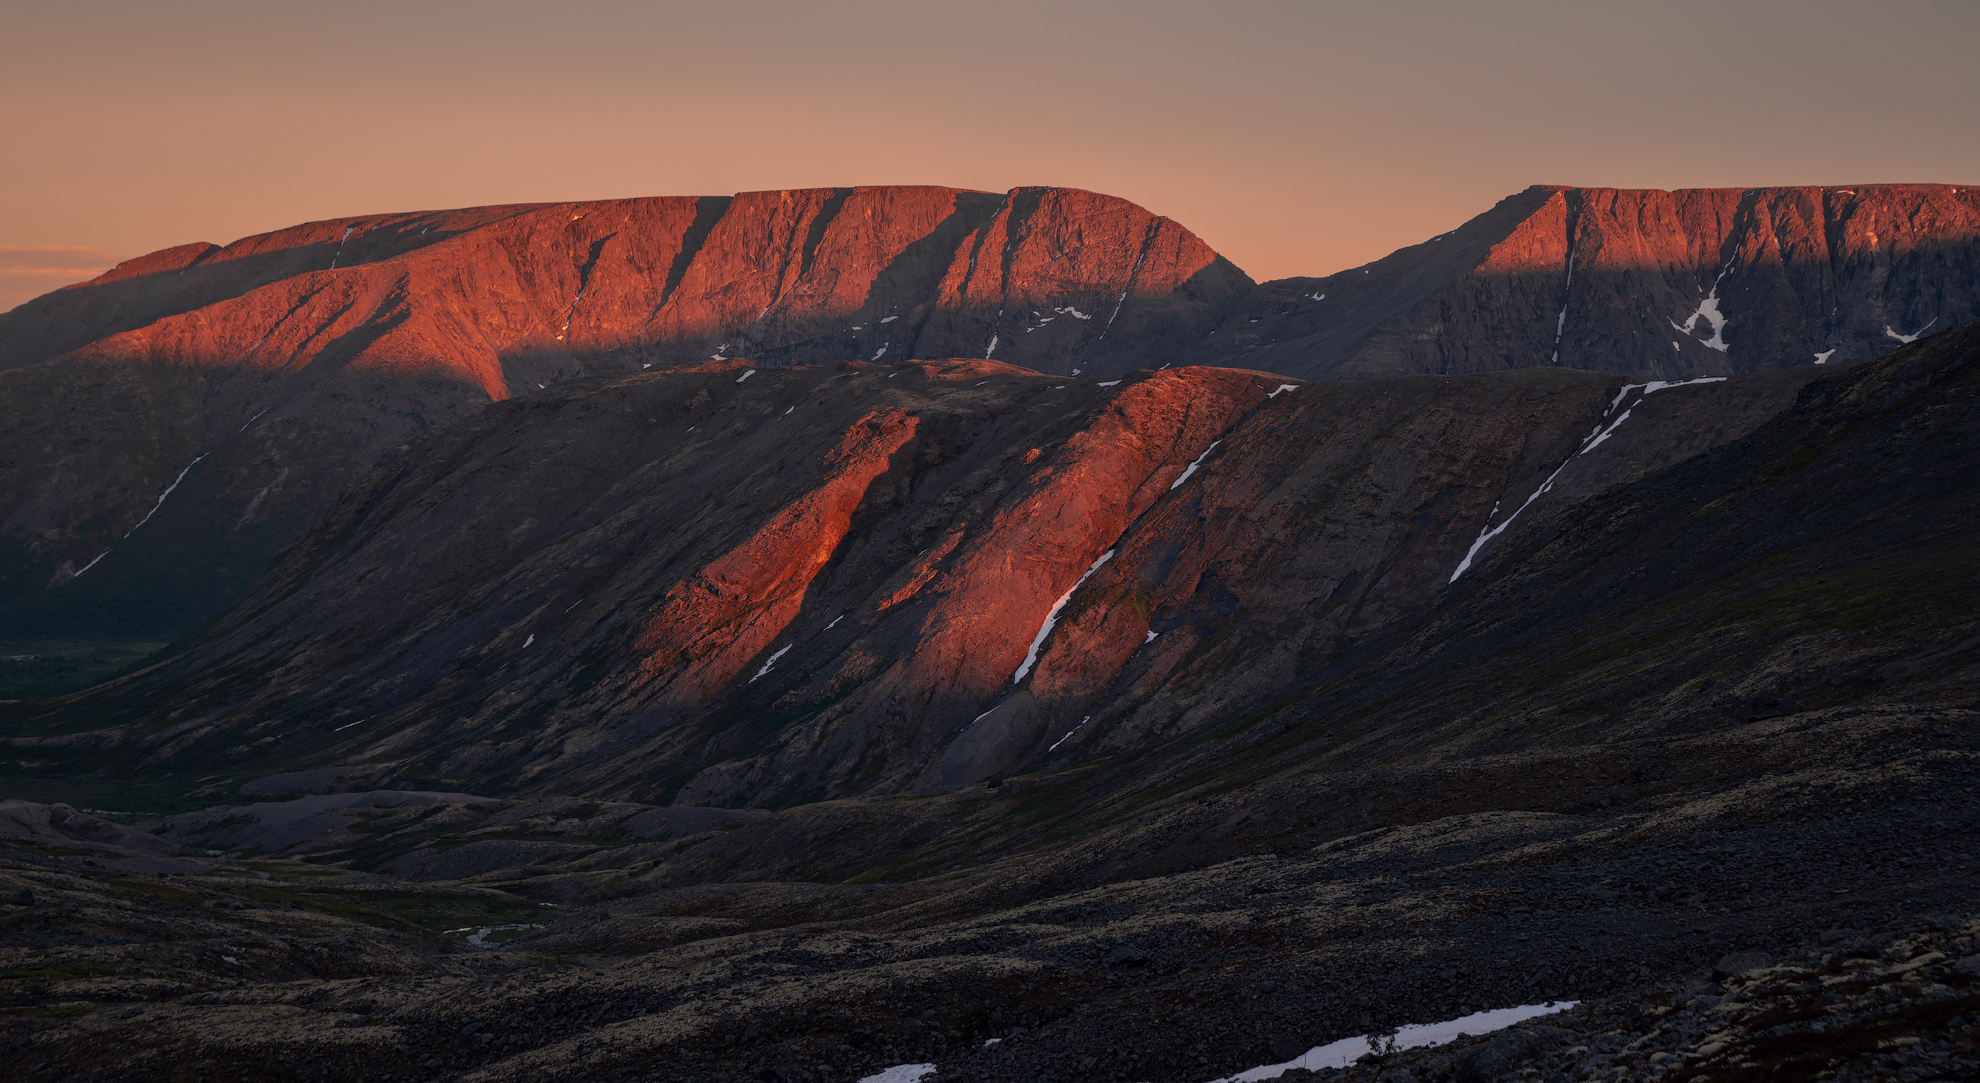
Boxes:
[4,0,1977,311]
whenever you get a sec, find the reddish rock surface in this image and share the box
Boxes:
[0,185,1247,392]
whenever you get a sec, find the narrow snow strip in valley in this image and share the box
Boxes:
[1097,380,1122,387]
[1447,454,1573,583]
[1209,1002,1577,1081]
[749,643,793,683]
[1013,550,1115,684]
[825,614,844,630]
[1658,377,1728,394]
[984,334,998,358]
[736,369,756,383]
[1048,716,1091,753]
[1449,375,1726,583]
[78,452,210,576]
[1169,440,1222,491]
[71,549,113,578]
[1579,409,1633,454]
[126,453,208,538]
[1549,237,1578,364]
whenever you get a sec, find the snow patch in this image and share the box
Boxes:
[858,1066,936,1083]
[1267,384,1297,399]
[872,343,889,361]
[1307,292,1326,301]
[880,315,899,324]
[749,644,793,683]
[1168,440,1222,491]
[1211,1002,1577,1081]
[522,634,535,649]
[984,334,998,358]
[1097,380,1122,387]
[1054,306,1093,320]
[736,369,756,383]
[1886,318,1937,344]
[1144,630,1158,643]
[1813,349,1836,364]
[1013,551,1115,684]
[825,614,844,630]
[1670,269,1733,352]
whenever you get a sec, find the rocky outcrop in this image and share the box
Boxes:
[1208,183,1980,381]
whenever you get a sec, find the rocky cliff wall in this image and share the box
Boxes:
[1208,183,1980,381]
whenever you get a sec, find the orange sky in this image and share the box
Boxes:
[4,0,1977,312]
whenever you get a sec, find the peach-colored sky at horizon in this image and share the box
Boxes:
[3,0,1977,312]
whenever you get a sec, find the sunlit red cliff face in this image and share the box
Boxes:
[1210,184,1980,381]
[0,185,1244,393]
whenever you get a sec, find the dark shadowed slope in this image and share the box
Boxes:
[15,319,1973,814]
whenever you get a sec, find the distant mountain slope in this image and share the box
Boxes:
[23,320,1971,811]
[1206,183,1980,380]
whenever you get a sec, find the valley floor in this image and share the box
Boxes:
[4,705,1977,1083]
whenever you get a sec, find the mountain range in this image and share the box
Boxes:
[1,182,1977,1083]
[2,183,1975,649]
